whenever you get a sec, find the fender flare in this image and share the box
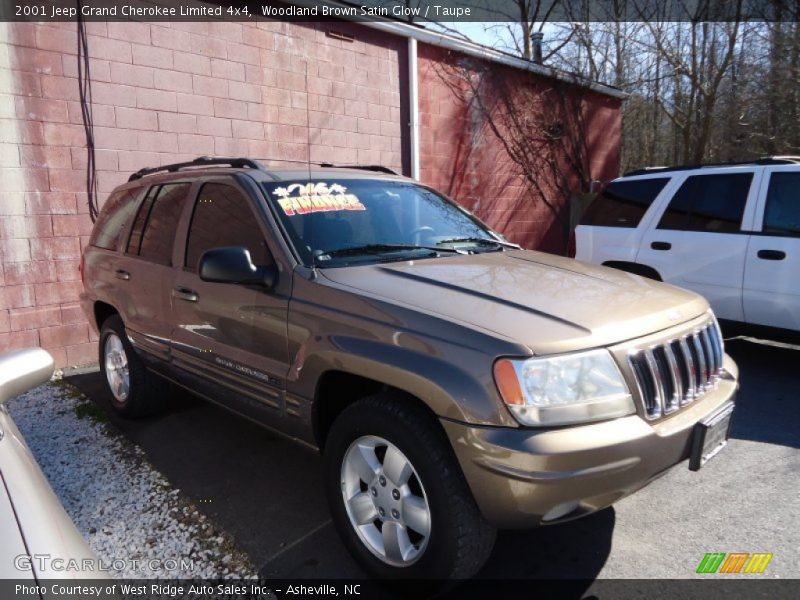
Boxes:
[290,335,515,427]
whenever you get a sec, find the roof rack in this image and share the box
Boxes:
[318,163,399,175]
[128,156,264,181]
[623,156,800,177]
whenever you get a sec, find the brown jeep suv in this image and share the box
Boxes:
[81,157,738,579]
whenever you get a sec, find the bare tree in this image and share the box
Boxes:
[434,0,800,230]
[432,54,597,254]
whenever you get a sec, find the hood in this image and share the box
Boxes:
[320,250,709,355]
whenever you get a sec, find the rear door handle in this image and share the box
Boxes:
[173,287,199,302]
[114,269,130,281]
[757,249,786,261]
[651,241,672,251]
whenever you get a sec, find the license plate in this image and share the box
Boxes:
[689,402,734,471]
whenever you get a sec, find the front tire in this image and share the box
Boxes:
[99,315,168,418]
[324,392,496,579]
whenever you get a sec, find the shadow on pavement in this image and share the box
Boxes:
[66,371,613,583]
[723,337,800,449]
[478,508,614,579]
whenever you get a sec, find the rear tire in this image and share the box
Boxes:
[98,315,168,418]
[324,392,496,580]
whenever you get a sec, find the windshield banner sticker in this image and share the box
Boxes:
[273,183,366,216]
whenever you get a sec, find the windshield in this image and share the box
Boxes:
[262,179,507,267]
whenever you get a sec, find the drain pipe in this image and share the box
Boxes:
[408,37,420,180]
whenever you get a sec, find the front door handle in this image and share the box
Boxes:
[173,287,199,302]
[651,241,672,251]
[114,269,130,281]
[757,249,786,261]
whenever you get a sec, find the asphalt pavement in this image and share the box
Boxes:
[67,336,799,581]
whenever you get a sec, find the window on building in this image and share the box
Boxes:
[763,172,800,236]
[580,178,670,228]
[125,183,191,266]
[89,187,141,251]
[185,183,272,272]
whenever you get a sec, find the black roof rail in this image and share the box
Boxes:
[128,156,264,181]
[623,156,800,177]
[317,163,399,175]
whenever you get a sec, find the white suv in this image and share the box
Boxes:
[576,157,800,335]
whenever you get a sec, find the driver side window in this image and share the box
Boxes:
[185,183,272,272]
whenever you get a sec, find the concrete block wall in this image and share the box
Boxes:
[0,17,406,367]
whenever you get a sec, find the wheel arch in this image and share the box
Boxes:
[296,337,514,451]
[93,301,119,330]
[312,370,442,451]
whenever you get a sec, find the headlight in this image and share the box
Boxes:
[494,349,634,426]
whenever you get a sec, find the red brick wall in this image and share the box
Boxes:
[417,43,621,252]
[0,18,406,367]
[0,20,620,368]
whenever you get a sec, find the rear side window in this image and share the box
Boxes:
[764,172,800,236]
[126,186,157,256]
[89,188,141,250]
[125,183,191,266]
[658,173,753,233]
[580,178,669,228]
[184,183,272,272]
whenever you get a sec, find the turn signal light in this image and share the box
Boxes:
[493,359,524,406]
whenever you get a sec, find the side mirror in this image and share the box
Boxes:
[199,246,277,289]
[0,348,54,406]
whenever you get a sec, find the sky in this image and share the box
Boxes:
[431,21,514,51]
[430,21,561,58]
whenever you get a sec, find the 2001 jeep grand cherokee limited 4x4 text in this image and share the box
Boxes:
[80,157,738,579]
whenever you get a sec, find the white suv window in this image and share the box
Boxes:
[763,172,800,236]
[657,173,753,233]
[579,178,670,228]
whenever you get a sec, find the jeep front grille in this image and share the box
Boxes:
[628,321,724,420]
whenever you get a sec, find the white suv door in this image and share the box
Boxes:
[743,167,800,331]
[635,168,761,322]
[575,176,672,265]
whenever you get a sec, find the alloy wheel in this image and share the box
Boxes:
[104,333,130,402]
[340,435,431,567]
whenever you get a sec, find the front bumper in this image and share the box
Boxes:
[443,355,738,529]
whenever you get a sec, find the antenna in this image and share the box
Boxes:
[303,54,317,280]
